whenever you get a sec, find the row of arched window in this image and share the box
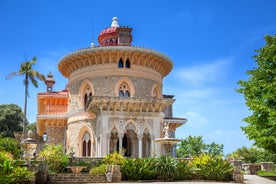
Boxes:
[82,80,161,106]
[118,58,130,68]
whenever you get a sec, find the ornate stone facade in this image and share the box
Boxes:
[37,17,187,157]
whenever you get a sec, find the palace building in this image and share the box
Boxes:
[37,17,187,157]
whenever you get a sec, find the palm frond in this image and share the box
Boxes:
[29,75,38,88]
[6,72,19,79]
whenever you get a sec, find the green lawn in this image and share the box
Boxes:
[257,170,276,176]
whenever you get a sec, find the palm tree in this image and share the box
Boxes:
[6,57,45,139]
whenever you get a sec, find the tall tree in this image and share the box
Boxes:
[177,135,224,157]
[6,57,45,139]
[0,104,23,137]
[237,35,276,153]
[177,135,206,157]
[206,142,224,157]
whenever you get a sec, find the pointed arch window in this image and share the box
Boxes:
[118,82,130,98]
[125,58,131,68]
[82,132,91,157]
[118,58,124,68]
[83,85,93,106]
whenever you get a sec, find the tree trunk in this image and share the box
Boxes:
[23,73,28,140]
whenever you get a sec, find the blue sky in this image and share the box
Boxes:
[1,0,276,154]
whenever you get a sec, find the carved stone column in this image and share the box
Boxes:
[113,137,119,153]
[138,134,143,158]
[118,133,124,152]
[150,135,155,157]
[106,133,110,154]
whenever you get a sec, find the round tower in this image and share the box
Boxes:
[57,17,178,158]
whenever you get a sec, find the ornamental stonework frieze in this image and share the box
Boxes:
[58,47,173,78]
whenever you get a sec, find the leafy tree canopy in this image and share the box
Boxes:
[177,135,224,157]
[237,34,276,153]
[0,104,23,137]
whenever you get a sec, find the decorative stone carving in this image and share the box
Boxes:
[125,123,136,131]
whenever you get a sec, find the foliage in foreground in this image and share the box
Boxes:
[8,167,35,184]
[38,144,69,173]
[121,158,156,180]
[0,151,34,184]
[89,163,106,174]
[154,155,178,181]
[104,151,124,165]
[194,154,233,181]
[121,154,233,181]
[0,135,22,159]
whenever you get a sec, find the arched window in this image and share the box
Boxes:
[82,132,91,157]
[125,59,131,68]
[87,140,91,157]
[84,94,88,105]
[119,90,124,97]
[82,140,87,156]
[118,58,124,68]
[125,91,130,97]
[118,82,130,98]
[83,85,93,106]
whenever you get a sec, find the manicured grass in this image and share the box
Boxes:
[257,170,276,176]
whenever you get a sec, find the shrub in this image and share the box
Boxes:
[8,167,34,184]
[0,175,10,184]
[192,153,210,168]
[0,137,22,159]
[0,151,14,176]
[198,157,233,181]
[0,151,13,164]
[155,155,178,181]
[175,159,193,180]
[89,164,106,174]
[104,151,124,165]
[38,144,69,173]
[121,158,156,180]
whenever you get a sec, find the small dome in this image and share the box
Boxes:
[98,27,118,40]
[98,17,132,46]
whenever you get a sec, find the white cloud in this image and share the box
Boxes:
[184,111,209,128]
[174,58,231,85]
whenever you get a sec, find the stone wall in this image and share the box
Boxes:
[48,173,107,183]
[47,126,65,145]
[260,162,274,171]
[69,76,157,98]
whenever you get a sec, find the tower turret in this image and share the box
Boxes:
[45,72,55,92]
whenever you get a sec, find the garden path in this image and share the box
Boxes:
[244,174,276,184]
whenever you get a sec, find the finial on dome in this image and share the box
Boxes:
[111,17,119,27]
